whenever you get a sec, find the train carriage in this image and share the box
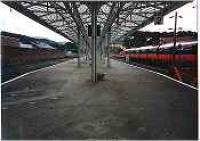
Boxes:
[120,41,197,68]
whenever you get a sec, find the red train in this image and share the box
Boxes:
[120,41,198,68]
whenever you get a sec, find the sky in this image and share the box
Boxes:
[0,1,198,43]
[0,2,68,42]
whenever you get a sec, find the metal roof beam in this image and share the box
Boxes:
[63,2,89,45]
[99,2,125,46]
[48,2,78,39]
[116,1,189,41]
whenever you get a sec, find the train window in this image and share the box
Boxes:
[156,48,160,53]
[159,49,164,54]
[149,49,153,53]
[177,44,182,50]
[181,48,191,54]
[152,49,156,53]
[192,45,197,54]
[163,49,169,53]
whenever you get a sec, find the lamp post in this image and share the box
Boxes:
[169,12,182,49]
[169,12,183,81]
[169,12,183,66]
[173,12,177,49]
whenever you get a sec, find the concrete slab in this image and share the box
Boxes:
[1,59,197,140]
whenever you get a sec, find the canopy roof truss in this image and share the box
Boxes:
[3,1,190,44]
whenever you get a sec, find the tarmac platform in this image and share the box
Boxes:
[1,59,198,140]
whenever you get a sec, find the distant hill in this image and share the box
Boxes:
[1,31,78,52]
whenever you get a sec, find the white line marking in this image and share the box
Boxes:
[127,63,198,91]
[1,58,76,86]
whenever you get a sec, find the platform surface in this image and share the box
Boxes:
[1,59,198,140]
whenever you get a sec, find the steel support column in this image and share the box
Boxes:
[82,37,86,61]
[86,42,90,61]
[91,4,97,82]
[77,29,81,67]
[107,29,111,68]
[99,2,125,46]
[102,35,106,64]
